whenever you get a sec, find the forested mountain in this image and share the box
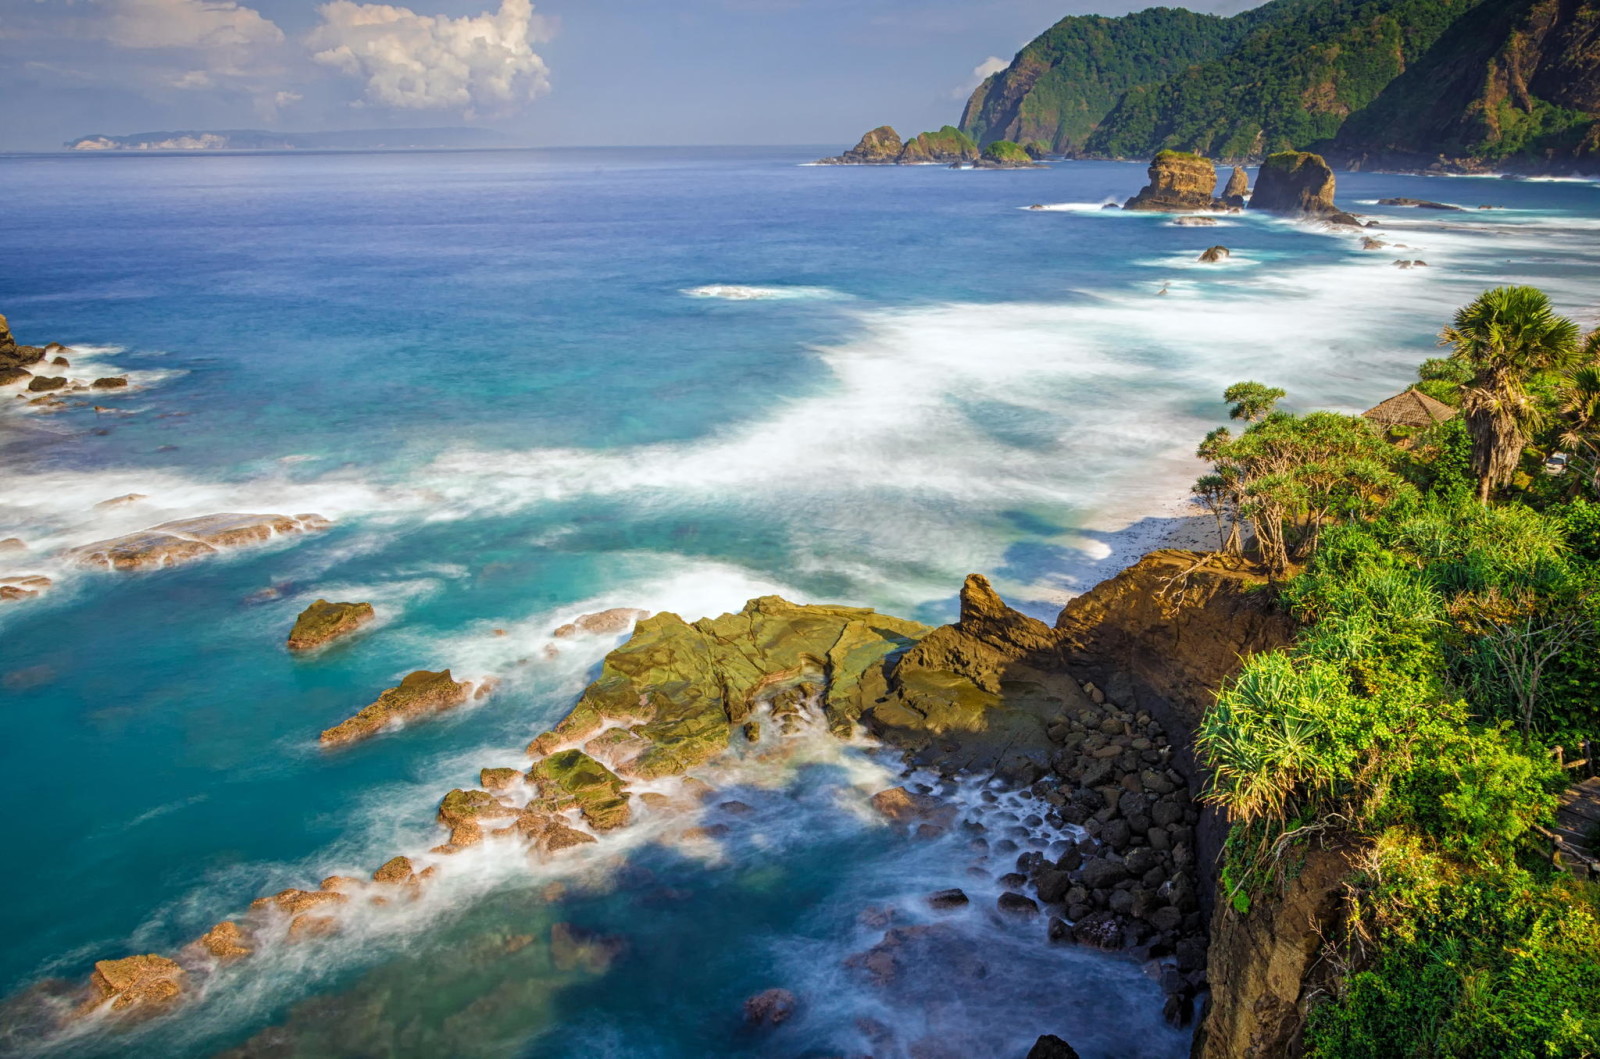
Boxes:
[958,7,1254,155]
[960,0,1600,170]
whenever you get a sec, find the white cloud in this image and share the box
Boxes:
[308,0,551,114]
[101,0,284,50]
[950,55,1009,101]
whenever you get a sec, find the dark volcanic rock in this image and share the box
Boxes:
[926,888,970,910]
[1124,151,1225,212]
[1027,1035,1082,1059]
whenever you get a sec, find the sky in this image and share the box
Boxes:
[0,0,1265,151]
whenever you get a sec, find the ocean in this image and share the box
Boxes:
[2,146,1599,1058]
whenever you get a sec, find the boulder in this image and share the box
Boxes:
[72,513,331,571]
[552,607,650,638]
[435,788,518,849]
[1248,151,1349,220]
[1197,246,1231,263]
[926,888,970,910]
[0,538,25,553]
[1173,216,1218,227]
[287,599,375,651]
[1027,1036,1082,1059]
[83,955,184,1015]
[1123,151,1224,212]
[320,670,473,746]
[26,376,66,393]
[869,786,956,829]
[494,808,597,853]
[371,856,415,884]
[816,125,904,165]
[1221,166,1249,207]
[743,987,799,1027]
[1360,236,1386,250]
[997,891,1040,917]
[91,376,130,389]
[527,749,631,830]
[479,766,521,790]
[0,367,29,386]
[197,921,252,960]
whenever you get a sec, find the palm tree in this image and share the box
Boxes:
[1440,286,1581,503]
[1558,364,1600,452]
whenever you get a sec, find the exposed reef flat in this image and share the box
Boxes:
[72,513,331,571]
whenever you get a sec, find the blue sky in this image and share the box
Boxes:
[0,0,1263,150]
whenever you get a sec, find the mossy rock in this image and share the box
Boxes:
[287,599,375,651]
[528,750,631,830]
[320,670,470,746]
[984,140,1034,164]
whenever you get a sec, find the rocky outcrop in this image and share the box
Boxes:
[287,599,375,651]
[0,313,51,386]
[1221,166,1249,206]
[552,608,650,638]
[523,596,929,778]
[0,575,51,602]
[898,126,981,165]
[320,669,475,746]
[526,749,631,830]
[1248,151,1359,223]
[1198,246,1231,263]
[73,513,331,571]
[743,987,798,1027]
[1123,152,1227,212]
[1191,842,1363,1059]
[815,126,904,165]
[83,956,184,1016]
[977,140,1042,168]
[1377,197,1462,210]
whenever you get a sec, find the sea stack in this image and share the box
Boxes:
[1221,166,1249,207]
[816,126,903,165]
[1123,151,1226,212]
[1248,151,1359,223]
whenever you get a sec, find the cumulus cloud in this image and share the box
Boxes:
[100,0,284,51]
[951,55,1009,100]
[308,0,551,114]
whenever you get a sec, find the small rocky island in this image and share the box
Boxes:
[1116,148,1363,226]
[816,125,1044,168]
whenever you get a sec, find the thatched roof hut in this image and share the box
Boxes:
[1362,387,1458,429]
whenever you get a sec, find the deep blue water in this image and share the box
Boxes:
[3,147,1600,1058]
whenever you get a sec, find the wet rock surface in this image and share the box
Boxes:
[287,599,375,650]
[552,607,650,638]
[73,513,331,571]
[320,669,474,746]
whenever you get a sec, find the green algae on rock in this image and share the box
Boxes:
[525,596,929,778]
[320,669,473,747]
[287,599,375,651]
[527,749,632,831]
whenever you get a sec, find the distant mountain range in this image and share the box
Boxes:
[960,0,1600,172]
[65,128,513,152]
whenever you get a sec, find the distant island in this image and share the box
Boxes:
[951,0,1600,174]
[65,128,514,152]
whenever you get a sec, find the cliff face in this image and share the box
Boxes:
[1192,843,1363,1059]
[1328,0,1600,171]
[959,8,1249,154]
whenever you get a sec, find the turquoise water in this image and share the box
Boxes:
[3,148,1600,1057]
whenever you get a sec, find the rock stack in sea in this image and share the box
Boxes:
[1248,151,1362,225]
[815,125,981,166]
[1122,151,1231,212]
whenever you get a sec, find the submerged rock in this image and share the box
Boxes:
[0,576,51,602]
[73,513,331,571]
[1173,216,1217,227]
[287,599,375,651]
[1377,197,1462,210]
[83,955,184,1016]
[197,922,252,961]
[743,987,799,1027]
[1124,151,1226,212]
[320,669,473,746]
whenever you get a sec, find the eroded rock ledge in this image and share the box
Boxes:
[39,552,1298,1048]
